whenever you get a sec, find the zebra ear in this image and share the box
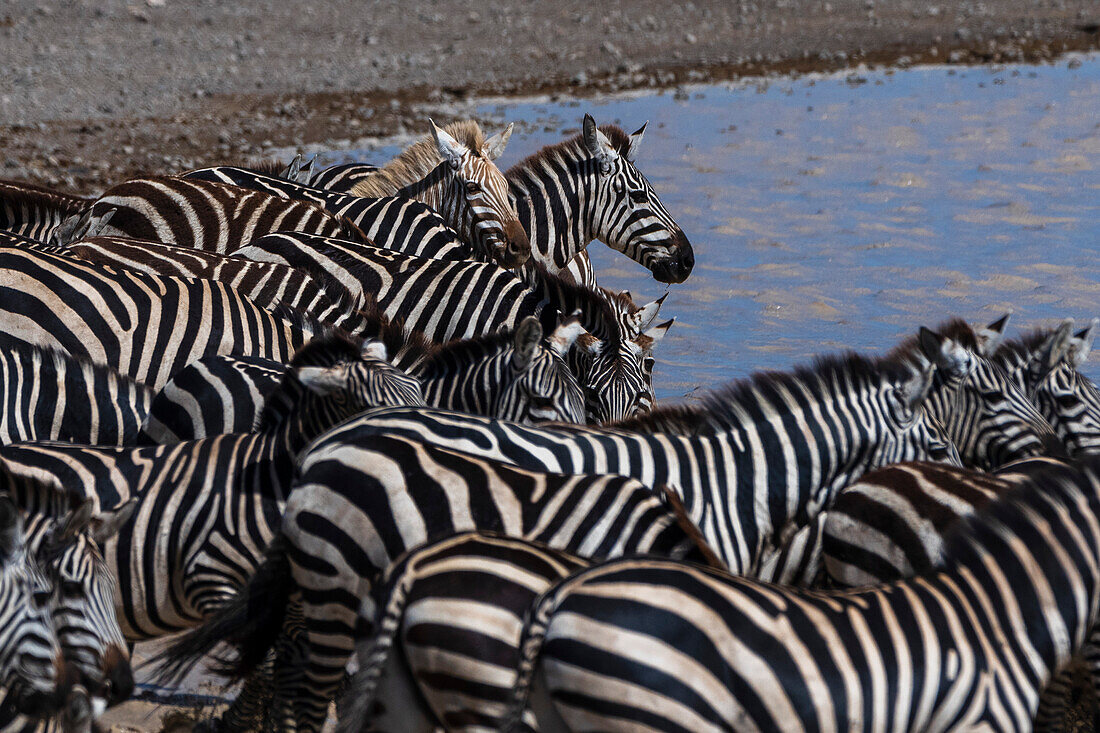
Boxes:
[626,121,648,162]
[898,359,935,412]
[630,293,667,334]
[484,123,514,161]
[1035,319,1074,377]
[58,498,96,542]
[295,365,349,396]
[917,327,971,381]
[90,499,137,545]
[280,154,304,181]
[582,114,616,172]
[976,313,1011,357]
[547,315,587,357]
[512,317,543,370]
[643,319,674,347]
[429,119,467,169]
[1068,318,1099,369]
[361,340,388,362]
[0,495,24,563]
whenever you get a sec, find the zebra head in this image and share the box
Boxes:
[33,498,136,707]
[580,114,694,284]
[498,316,587,424]
[914,315,1061,471]
[574,290,673,424]
[999,318,1100,457]
[0,495,62,719]
[429,119,530,268]
[294,339,426,420]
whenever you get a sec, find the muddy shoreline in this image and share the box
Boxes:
[2,0,1098,194]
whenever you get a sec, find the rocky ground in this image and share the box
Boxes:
[1,0,1098,193]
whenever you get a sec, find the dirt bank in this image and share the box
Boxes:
[1,0,1098,194]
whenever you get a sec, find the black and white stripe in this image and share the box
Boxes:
[140,314,588,443]
[509,114,693,285]
[63,235,364,332]
[155,436,724,732]
[233,232,661,422]
[155,351,951,732]
[0,180,89,244]
[500,456,1100,732]
[0,334,153,446]
[0,247,315,390]
[908,316,1060,470]
[993,319,1100,458]
[63,176,365,250]
[306,163,378,193]
[182,165,474,261]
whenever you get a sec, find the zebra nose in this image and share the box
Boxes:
[103,645,134,704]
[504,221,531,266]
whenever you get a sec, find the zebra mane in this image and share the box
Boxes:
[992,328,1053,370]
[0,179,89,223]
[413,329,527,379]
[351,120,488,198]
[235,158,288,177]
[506,124,632,180]
[607,352,920,435]
[268,303,343,340]
[349,300,435,371]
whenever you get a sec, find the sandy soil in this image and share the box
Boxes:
[1,0,1098,193]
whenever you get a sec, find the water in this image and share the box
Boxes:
[326,55,1100,401]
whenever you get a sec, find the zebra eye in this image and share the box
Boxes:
[61,580,83,598]
[32,588,52,608]
[465,181,481,194]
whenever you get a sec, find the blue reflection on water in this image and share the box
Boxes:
[328,56,1100,401]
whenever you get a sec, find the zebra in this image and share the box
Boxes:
[350,120,530,268]
[307,163,379,193]
[0,247,320,390]
[337,529,720,733]
[906,315,1060,470]
[181,165,477,262]
[232,232,669,422]
[55,176,366,250]
[0,495,63,722]
[490,456,1100,732]
[992,318,1100,457]
[819,459,1100,731]
[62,235,365,331]
[0,334,153,446]
[0,180,88,244]
[154,349,951,731]
[153,437,728,732]
[508,114,694,286]
[140,313,588,443]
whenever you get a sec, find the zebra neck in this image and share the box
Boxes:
[394,164,460,234]
[508,147,595,271]
[418,352,506,415]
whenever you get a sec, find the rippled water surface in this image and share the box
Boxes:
[329,56,1100,401]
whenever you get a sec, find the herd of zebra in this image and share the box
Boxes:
[0,111,1097,733]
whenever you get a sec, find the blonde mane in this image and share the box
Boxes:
[351,120,487,198]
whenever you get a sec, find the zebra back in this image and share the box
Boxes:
[182,165,473,261]
[506,457,1100,732]
[307,163,379,192]
[0,180,89,244]
[138,354,286,443]
[73,176,365,251]
[0,247,315,390]
[65,235,364,331]
[0,334,154,446]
